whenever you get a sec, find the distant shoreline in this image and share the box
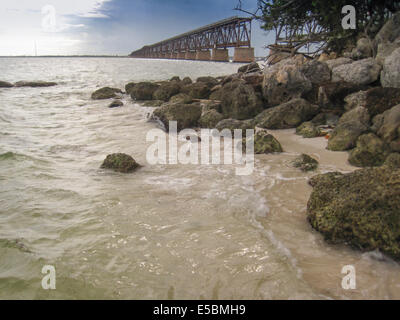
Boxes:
[0,55,130,58]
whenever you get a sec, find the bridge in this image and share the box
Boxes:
[129,16,254,63]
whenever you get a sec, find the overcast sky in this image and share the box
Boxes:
[0,0,274,56]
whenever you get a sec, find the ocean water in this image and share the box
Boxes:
[0,57,399,300]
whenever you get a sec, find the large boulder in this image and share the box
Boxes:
[169,93,193,104]
[384,153,400,169]
[152,103,202,131]
[255,98,319,129]
[325,57,353,71]
[130,82,160,101]
[262,59,312,106]
[338,106,370,127]
[125,82,136,95]
[101,153,140,173]
[182,77,193,85]
[327,120,368,151]
[0,81,13,88]
[381,48,400,88]
[219,81,264,120]
[153,82,181,101]
[376,104,400,146]
[332,58,382,85]
[181,82,211,99]
[307,167,400,260]
[374,11,400,61]
[344,87,400,116]
[14,81,57,88]
[198,110,225,128]
[351,38,374,60]
[300,60,331,85]
[91,87,122,100]
[348,133,390,167]
[196,76,219,88]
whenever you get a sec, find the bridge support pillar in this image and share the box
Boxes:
[185,51,196,60]
[170,52,178,59]
[195,50,211,61]
[177,52,186,60]
[233,47,255,63]
[211,48,229,62]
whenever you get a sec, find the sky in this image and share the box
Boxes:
[0,0,274,56]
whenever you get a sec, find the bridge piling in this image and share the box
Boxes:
[233,47,255,63]
[195,50,211,61]
[211,48,229,62]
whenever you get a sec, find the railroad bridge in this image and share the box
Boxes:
[129,16,254,63]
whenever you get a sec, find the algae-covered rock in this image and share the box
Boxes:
[196,76,218,88]
[152,103,202,131]
[293,154,319,171]
[376,104,400,144]
[307,167,400,260]
[92,87,122,100]
[182,77,192,85]
[238,62,260,74]
[0,81,14,88]
[125,82,136,95]
[215,118,255,133]
[15,81,57,88]
[348,133,390,167]
[296,121,322,138]
[255,98,319,129]
[300,60,331,85]
[244,129,282,154]
[108,100,123,108]
[169,93,193,104]
[130,82,160,101]
[141,100,165,107]
[198,110,224,128]
[338,106,370,127]
[101,153,140,173]
[384,153,400,169]
[181,82,211,99]
[327,120,368,151]
[381,48,400,88]
[153,82,181,101]
[318,81,368,110]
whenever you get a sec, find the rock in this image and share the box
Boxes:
[130,82,160,101]
[255,98,319,129]
[267,51,291,65]
[376,104,400,144]
[215,118,255,132]
[327,120,368,151]
[181,82,211,99]
[348,133,390,167]
[242,72,264,87]
[246,129,283,154]
[125,82,136,95]
[351,38,373,59]
[238,62,260,74]
[296,121,322,138]
[153,82,181,101]
[14,81,57,88]
[344,87,400,116]
[300,60,331,85]
[325,57,353,71]
[381,48,400,88]
[200,100,222,113]
[293,154,319,171]
[198,110,225,128]
[376,39,400,64]
[152,103,202,131]
[219,81,264,120]
[101,153,140,173]
[262,61,312,106]
[91,87,122,100]
[307,167,400,260]
[221,73,242,86]
[374,11,400,48]
[0,81,13,88]
[384,153,400,169]
[311,113,339,127]
[108,100,123,108]
[170,76,181,82]
[196,76,218,88]
[169,93,193,104]
[318,81,368,110]
[182,77,192,85]
[332,58,382,85]
[338,106,370,127]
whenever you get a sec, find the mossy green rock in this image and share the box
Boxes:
[153,103,202,131]
[130,82,160,101]
[384,153,400,169]
[101,153,140,173]
[91,87,122,100]
[198,110,225,128]
[169,93,193,104]
[307,167,400,260]
[153,82,181,101]
[125,82,136,95]
[327,120,368,151]
[249,130,283,154]
[348,133,390,167]
[293,154,319,171]
[296,121,322,138]
[215,118,255,133]
[181,82,211,99]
